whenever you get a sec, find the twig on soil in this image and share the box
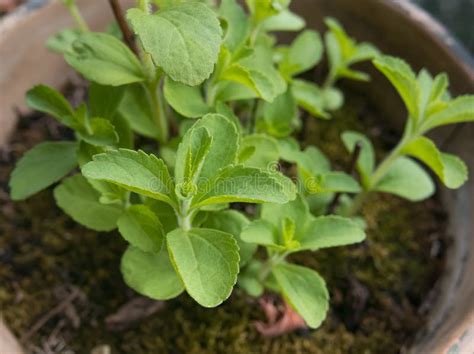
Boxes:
[20,287,82,343]
[108,0,139,55]
[105,296,166,332]
[327,141,362,214]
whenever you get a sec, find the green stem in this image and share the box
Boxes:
[258,252,289,282]
[137,0,150,13]
[144,80,169,143]
[63,0,89,32]
[178,199,192,231]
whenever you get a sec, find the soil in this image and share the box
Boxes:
[0,89,447,354]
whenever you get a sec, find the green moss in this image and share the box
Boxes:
[0,94,445,353]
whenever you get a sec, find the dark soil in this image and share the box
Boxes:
[0,91,447,353]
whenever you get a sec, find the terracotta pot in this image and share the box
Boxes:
[0,0,473,353]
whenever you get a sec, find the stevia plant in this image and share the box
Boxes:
[8,0,472,332]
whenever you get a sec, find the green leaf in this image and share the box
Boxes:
[219,0,249,51]
[54,174,123,231]
[374,157,435,201]
[240,219,283,250]
[238,134,280,169]
[82,149,176,206]
[425,95,474,130]
[278,137,301,163]
[260,88,297,137]
[121,246,184,300]
[305,172,361,194]
[176,114,239,182]
[89,83,125,119]
[167,228,240,307]
[203,210,257,266]
[322,87,344,110]
[128,4,222,86]
[272,263,329,329]
[298,215,366,251]
[112,113,134,149]
[192,165,297,208]
[65,32,146,86]
[78,118,119,147]
[26,85,75,127]
[245,0,288,21]
[117,205,165,253]
[117,84,160,139]
[341,131,375,187]
[401,137,468,189]
[261,9,305,32]
[238,260,264,297]
[280,30,323,78]
[291,80,329,119]
[147,199,179,233]
[164,77,210,118]
[47,28,81,54]
[373,55,419,119]
[10,142,78,200]
[296,146,331,176]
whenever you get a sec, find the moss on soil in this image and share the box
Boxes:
[0,92,446,353]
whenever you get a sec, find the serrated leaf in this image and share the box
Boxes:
[78,118,119,147]
[192,165,296,208]
[425,95,474,130]
[65,32,146,86]
[374,157,435,201]
[10,141,78,200]
[26,85,75,127]
[291,80,329,119]
[128,4,222,86]
[164,77,210,118]
[167,228,240,307]
[272,263,329,328]
[82,149,176,206]
[401,137,468,189]
[220,0,249,51]
[280,30,323,78]
[47,28,81,54]
[373,55,419,119]
[54,174,123,231]
[341,131,375,187]
[298,215,366,251]
[117,84,160,139]
[121,246,184,300]
[117,205,165,253]
[238,134,280,169]
[203,210,257,266]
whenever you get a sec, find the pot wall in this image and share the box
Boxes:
[0,0,473,353]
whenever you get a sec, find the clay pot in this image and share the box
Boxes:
[0,0,473,352]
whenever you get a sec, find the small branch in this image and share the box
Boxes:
[108,0,139,55]
[327,141,362,214]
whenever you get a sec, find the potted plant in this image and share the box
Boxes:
[1,0,473,352]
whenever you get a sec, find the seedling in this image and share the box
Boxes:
[8,0,472,332]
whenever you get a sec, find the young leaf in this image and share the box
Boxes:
[238,134,280,169]
[341,131,375,187]
[240,219,284,250]
[245,0,287,21]
[425,95,474,130]
[164,77,210,118]
[65,32,146,86]
[128,4,222,86]
[401,137,468,189]
[166,228,240,307]
[280,30,323,78]
[219,0,249,52]
[374,157,435,201]
[121,246,184,300]
[305,172,361,194]
[291,80,329,119]
[260,88,297,137]
[89,83,125,119]
[373,55,419,119]
[26,85,75,127]
[298,215,366,251]
[78,118,119,147]
[10,142,78,200]
[117,84,160,139]
[82,149,177,206]
[203,210,257,266]
[272,263,329,329]
[261,9,305,32]
[117,205,165,253]
[47,28,81,54]
[54,174,123,231]
[191,165,297,208]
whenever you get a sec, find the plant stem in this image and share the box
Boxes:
[63,0,89,32]
[108,0,139,55]
[178,199,192,231]
[259,252,289,282]
[327,141,362,214]
[144,80,169,143]
[138,0,150,13]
